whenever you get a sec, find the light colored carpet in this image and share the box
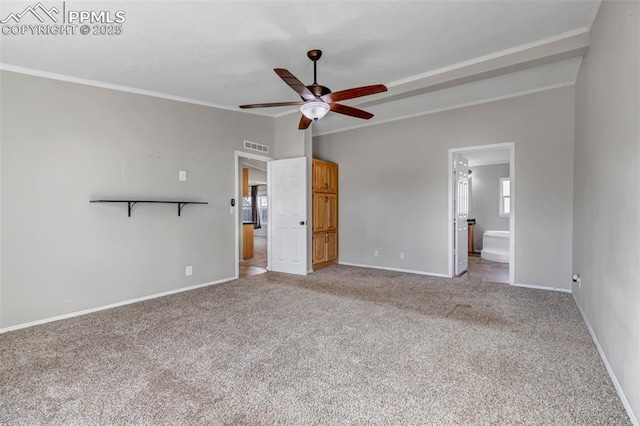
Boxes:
[0,265,630,425]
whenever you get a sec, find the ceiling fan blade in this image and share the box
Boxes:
[322,84,387,103]
[330,103,374,120]
[239,101,305,109]
[274,68,317,101]
[299,115,313,130]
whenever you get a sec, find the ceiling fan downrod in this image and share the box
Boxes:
[305,49,331,98]
[307,49,322,85]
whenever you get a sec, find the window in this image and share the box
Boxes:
[500,177,511,217]
[242,197,252,222]
[258,195,268,225]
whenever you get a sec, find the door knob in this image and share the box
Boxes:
[300,221,306,225]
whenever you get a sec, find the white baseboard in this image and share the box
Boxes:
[572,294,638,425]
[338,262,451,278]
[0,277,236,334]
[512,282,572,293]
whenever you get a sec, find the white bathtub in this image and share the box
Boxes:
[481,230,510,263]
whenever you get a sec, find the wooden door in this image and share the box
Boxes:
[311,158,338,271]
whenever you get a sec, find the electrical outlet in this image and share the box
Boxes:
[374,250,379,257]
[186,265,193,276]
[400,253,405,260]
[179,170,187,181]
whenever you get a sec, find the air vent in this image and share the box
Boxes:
[244,140,269,154]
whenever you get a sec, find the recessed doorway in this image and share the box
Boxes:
[235,151,273,279]
[448,143,515,284]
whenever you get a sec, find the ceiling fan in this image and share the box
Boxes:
[239,49,388,130]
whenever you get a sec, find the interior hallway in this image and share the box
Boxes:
[239,236,267,278]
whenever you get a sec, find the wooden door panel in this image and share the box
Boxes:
[326,193,338,232]
[326,163,338,193]
[326,233,338,262]
[313,235,327,264]
[312,161,327,192]
[313,194,327,233]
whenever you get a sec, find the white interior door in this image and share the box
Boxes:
[268,157,307,275]
[454,154,469,275]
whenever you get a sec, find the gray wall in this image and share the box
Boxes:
[573,0,639,420]
[469,164,510,250]
[314,86,574,288]
[274,113,306,160]
[0,71,275,328]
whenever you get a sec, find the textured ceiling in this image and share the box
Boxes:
[0,1,599,134]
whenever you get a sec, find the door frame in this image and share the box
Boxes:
[447,142,515,284]
[234,150,274,279]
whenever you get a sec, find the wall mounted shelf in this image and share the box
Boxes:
[90,200,208,217]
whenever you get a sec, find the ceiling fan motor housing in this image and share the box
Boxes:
[307,84,332,97]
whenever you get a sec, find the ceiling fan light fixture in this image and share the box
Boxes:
[300,101,330,121]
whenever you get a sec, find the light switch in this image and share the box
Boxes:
[179,170,187,181]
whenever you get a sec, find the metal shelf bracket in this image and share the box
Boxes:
[90,200,208,217]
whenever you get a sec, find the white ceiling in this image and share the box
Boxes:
[0,1,600,135]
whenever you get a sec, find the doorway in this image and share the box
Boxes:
[235,151,273,279]
[448,143,515,285]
